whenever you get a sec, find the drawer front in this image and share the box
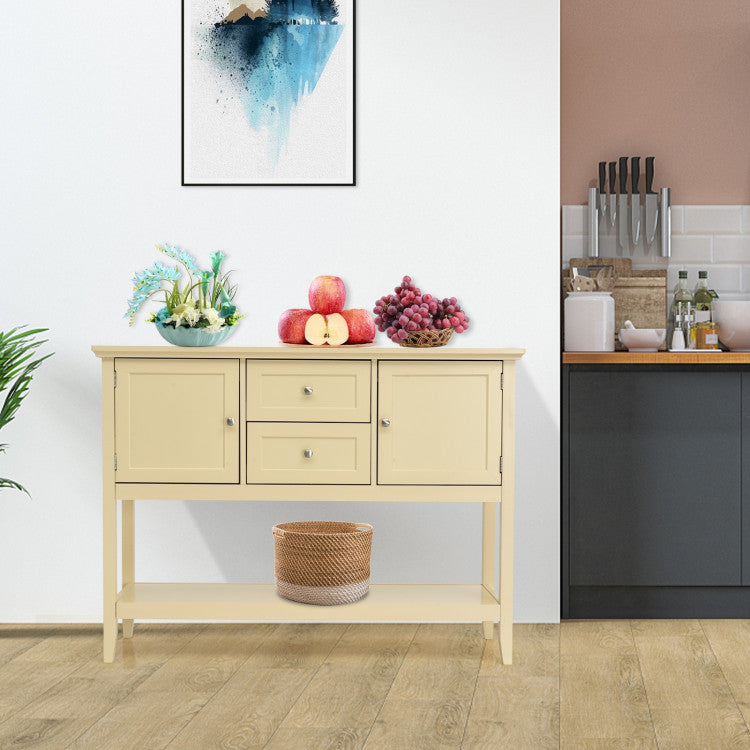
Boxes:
[246,423,370,484]
[246,360,371,422]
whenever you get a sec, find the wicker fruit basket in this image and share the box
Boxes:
[272,521,373,605]
[399,328,454,347]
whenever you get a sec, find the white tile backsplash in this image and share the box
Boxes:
[714,235,750,263]
[682,206,743,234]
[670,235,713,263]
[670,206,684,234]
[562,204,750,300]
[562,206,586,235]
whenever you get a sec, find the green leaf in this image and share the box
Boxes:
[0,477,30,496]
[0,326,53,498]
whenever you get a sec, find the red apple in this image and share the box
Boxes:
[278,309,315,344]
[304,313,349,346]
[308,275,346,315]
[340,309,376,344]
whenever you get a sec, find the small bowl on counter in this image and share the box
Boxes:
[712,300,750,351]
[618,327,666,352]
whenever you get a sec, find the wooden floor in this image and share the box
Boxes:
[2,621,750,748]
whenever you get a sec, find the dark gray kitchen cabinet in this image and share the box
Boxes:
[563,365,748,618]
[743,373,750,586]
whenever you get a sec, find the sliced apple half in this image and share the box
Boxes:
[304,313,349,346]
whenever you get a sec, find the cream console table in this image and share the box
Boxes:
[92,346,524,663]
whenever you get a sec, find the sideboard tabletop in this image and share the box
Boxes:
[92,345,526,361]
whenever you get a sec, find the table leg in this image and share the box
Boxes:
[481,502,497,640]
[102,358,118,663]
[103,492,118,663]
[122,499,134,639]
[499,361,516,665]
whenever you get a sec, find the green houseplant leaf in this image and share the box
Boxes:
[0,326,53,496]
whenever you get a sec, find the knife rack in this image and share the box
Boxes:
[586,156,672,258]
[587,185,672,258]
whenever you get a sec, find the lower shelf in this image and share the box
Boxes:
[117,583,500,622]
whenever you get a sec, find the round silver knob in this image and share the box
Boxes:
[381,418,391,427]
[303,449,314,458]
[303,386,313,395]
[226,417,236,426]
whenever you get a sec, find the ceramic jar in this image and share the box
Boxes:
[564,292,615,351]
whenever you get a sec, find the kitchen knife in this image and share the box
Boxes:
[618,156,629,251]
[630,156,641,246]
[608,161,617,228]
[599,161,607,219]
[645,156,658,247]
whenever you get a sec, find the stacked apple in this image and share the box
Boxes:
[278,276,377,346]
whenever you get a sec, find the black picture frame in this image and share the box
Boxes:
[181,1,356,187]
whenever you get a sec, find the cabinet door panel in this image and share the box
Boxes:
[115,359,240,483]
[569,370,741,586]
[378,361,502,485]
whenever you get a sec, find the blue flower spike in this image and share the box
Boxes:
[210,251,226,276]
[198,270,212,296]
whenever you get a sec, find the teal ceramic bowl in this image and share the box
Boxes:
[155,323,237,347]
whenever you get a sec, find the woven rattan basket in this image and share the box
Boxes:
[272,521,373,605]
[399,328,454,347]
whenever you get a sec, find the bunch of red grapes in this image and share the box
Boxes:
[373,276,470,343]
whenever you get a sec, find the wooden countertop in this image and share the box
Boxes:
[563,351,750,364]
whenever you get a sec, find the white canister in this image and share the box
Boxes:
[564,292,615,351]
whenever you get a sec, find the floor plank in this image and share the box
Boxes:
[67,624,276,750]
[363,623,484,749]
[0,626,102,726]
[0,625,57,668]
[463,623,559,749]
[1,620,749,749]
[560,621,656,748]
[632,619,750,749]
[264,623,416,749]
[165,623,347,749]
[0,624,204,750]
[701,619,750,729]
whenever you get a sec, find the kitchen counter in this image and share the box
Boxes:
[563,352,750,364]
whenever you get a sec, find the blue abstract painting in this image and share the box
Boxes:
[183,1,354,185]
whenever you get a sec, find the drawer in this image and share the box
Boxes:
[246,423,370,484]
[246,360,370,422]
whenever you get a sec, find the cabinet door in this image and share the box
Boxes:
[569,369,741,586]
[115,359,240,483]
[377,361,502,485]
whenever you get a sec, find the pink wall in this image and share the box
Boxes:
[561,0,750,205]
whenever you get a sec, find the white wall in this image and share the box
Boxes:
[0,1,560,622]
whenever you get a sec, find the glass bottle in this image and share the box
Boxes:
[670,270,694,346]
[694,270,712,323]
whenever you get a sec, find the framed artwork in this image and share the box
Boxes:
[182,1,355,186]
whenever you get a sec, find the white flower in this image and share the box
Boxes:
[205,323,224,334]
[201,307,223,326]
[170,301,200,327]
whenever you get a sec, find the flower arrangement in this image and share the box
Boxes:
[125,244,242,333]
